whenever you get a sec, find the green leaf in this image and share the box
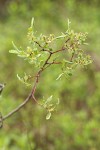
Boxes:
[67,19,71,30]
[56,73,64,80]
[18,51,26,58]
[17,74,31,86]
[31,17,34,28]
[17,74,22,81]
[46,112,51,120]
[9,50,18,54]
[12,41,19,51]
[43,95,53,108]
[24,73,28,81]
[63,59,73,64]
[45,95,53,104]
[55,35,66,39]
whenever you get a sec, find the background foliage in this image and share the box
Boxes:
[0,0,100,150]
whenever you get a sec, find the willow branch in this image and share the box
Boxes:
[0,50,53,123]
[52,47,66,54]
[0,43,66,125]
[2,93,32,121]
[2,74,39,121]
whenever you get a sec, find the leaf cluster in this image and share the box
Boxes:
[9,18,92,119]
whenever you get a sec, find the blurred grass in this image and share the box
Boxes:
[0,0,100,150]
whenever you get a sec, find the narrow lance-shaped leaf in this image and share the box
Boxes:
[46,112,51,120]
[31,17,34,28]
[56,73,64,80]
[44,95,53,107]
[12,41,19,51]
[9,50,19,54]
[9,41,20,54]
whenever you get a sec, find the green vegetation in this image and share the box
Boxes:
[0,0,100,150]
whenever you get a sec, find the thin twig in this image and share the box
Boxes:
[70,52,75,62]
[35,41,51,53]
[52,47,66,54]
[47,61,61,65]
[2,94,32,121]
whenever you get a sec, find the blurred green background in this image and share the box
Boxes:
[0,0,100,150]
